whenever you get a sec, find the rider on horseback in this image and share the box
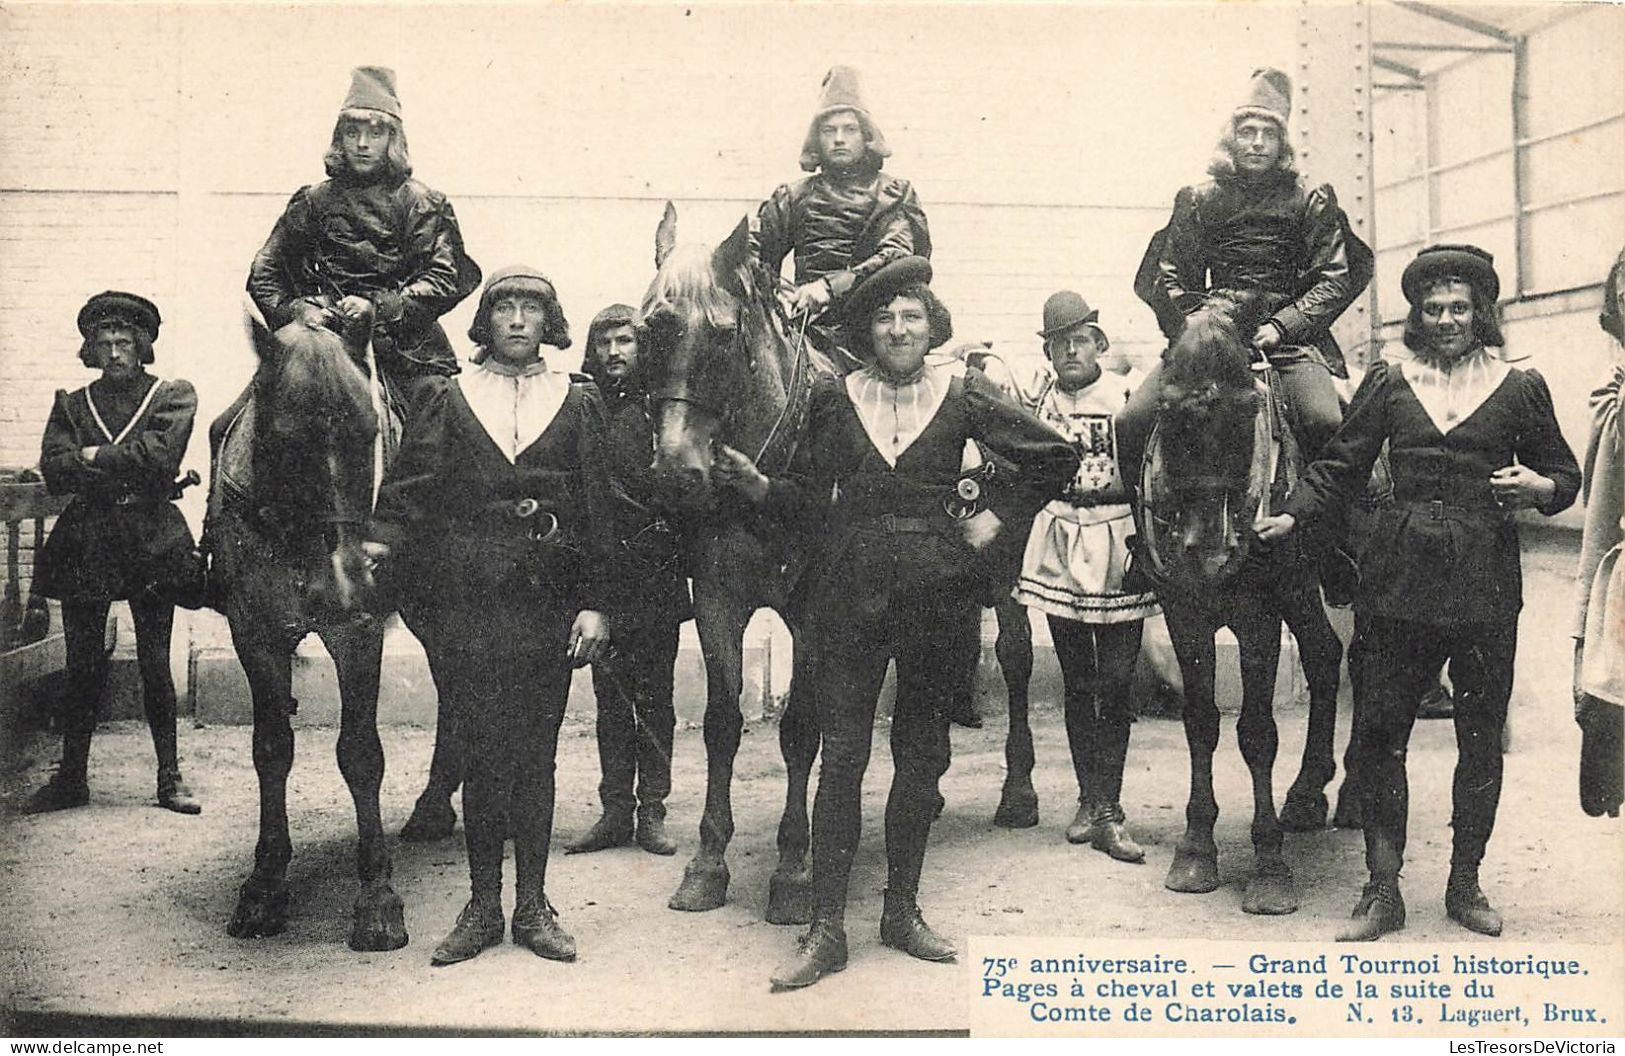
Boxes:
[750,65,932,373]
[1123,66,1373,603]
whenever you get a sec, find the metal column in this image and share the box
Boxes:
[1296,0,1380,368]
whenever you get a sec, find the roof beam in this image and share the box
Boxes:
[1391,2,1518,43]
[1374,40,1514,53]
[1374,54,1424,80]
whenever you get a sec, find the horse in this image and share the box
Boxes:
[207,306,407,950]
[635,203,824,923]
[1133,294,1346,915]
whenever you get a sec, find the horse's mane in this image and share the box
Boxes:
[639,243,741,330]
[1158,296,1261,435]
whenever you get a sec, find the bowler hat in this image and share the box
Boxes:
[1402,244,1500,305]
[77,291,160,342]
[1037,290,1100,337]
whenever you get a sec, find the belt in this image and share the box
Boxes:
[460,498,566,543]
[1394,497,1509,522]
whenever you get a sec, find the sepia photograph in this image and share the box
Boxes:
[0,0,1622,1039]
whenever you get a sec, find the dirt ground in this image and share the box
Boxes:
[2,540,1621,1036]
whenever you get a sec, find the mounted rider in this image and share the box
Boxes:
[751,65,932,373]
[244,66,482,410]
[1123,67,1373,600]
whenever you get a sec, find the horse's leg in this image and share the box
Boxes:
[993,598,1040,828]
[226,624,296,938]
[669,580,748,913]
[1333,613,1368,830]
[1162,603,1221,894]
[1234,607,1298,915]
[767,629,818,925]
[1279,582,1345,832]
[322,620,408,951]
[401,634,461,842]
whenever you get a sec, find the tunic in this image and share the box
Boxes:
[1284,351,1581,627]
[36,373,198,602]
[1015,370,1159,624]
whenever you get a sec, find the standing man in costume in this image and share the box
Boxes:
[1014,292,1158,857]
[752,65,931,372]
[715,257,1076,989]
[241,65,481,417]
[29,292,203,816]
[365,266,614,965]
[1124,66,1374,601]
[566,304,692,857]
[1257,244,1581,940]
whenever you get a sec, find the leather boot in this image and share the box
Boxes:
[26,770,90,814]
[564,811,633,854]
[157,768,202,815]
[1090,803,1145,864]
[430,898,505,966]
[1445,866,1503,937]
[880,892,957,963]
[1065,799,1098,844]
[512,895,577,962]
[770,919,848,991]
[1336,876,1406,942]
[635,802,677,856]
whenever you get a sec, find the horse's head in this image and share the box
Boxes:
[638,202,790,511]
[1143,297,1271,589]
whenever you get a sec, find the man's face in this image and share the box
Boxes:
[817,110,866,170]
[1234,117,1283,176]
[594,324,640,381]
[340,116,390,177]
[488,293,550,365]
[1047,326,1104,391]
[91,325,141,381]
[870,294,931,378]
[1419,280,1478,360]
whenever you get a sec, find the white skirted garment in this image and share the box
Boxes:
[1014,371,1159,624]
[1578,363,1624,706]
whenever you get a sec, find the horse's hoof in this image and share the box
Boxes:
[1279,790,1328,833]
[765,861,813,925]
[1242,868,1300,916]
[400,796,457,842]
[993,781,1039,829]
[1165,847,1220,894]
[227,877,290,938]
[349,884,409,951]
[668,857,729,913]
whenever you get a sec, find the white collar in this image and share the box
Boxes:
[844,360,954,467]
[459,361,570,463]
[1397,346,1510,436]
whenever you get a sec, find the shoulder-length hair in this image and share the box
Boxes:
[323,110,412,182]
[844,281,954,354]
[79,323,154,368]
[1402,275,1505,352]
[1206,116,1298,181]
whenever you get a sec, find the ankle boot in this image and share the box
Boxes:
[1445,866,1503,937]
[1090,803,1145,863]
[157,768,202,815]
[430,898,505,966]
[512,895,577,961]
[1336,876,1405,942]
[1065,798,1099,845]
[26,769,90,814]
[770,919,848,990]
[880,892,956,963]
[636,802,677,856]
[564,810,633,854]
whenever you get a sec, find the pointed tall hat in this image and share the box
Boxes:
[341,65,402,119]
[799,65,892,172]
[1234,66,1292,128]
